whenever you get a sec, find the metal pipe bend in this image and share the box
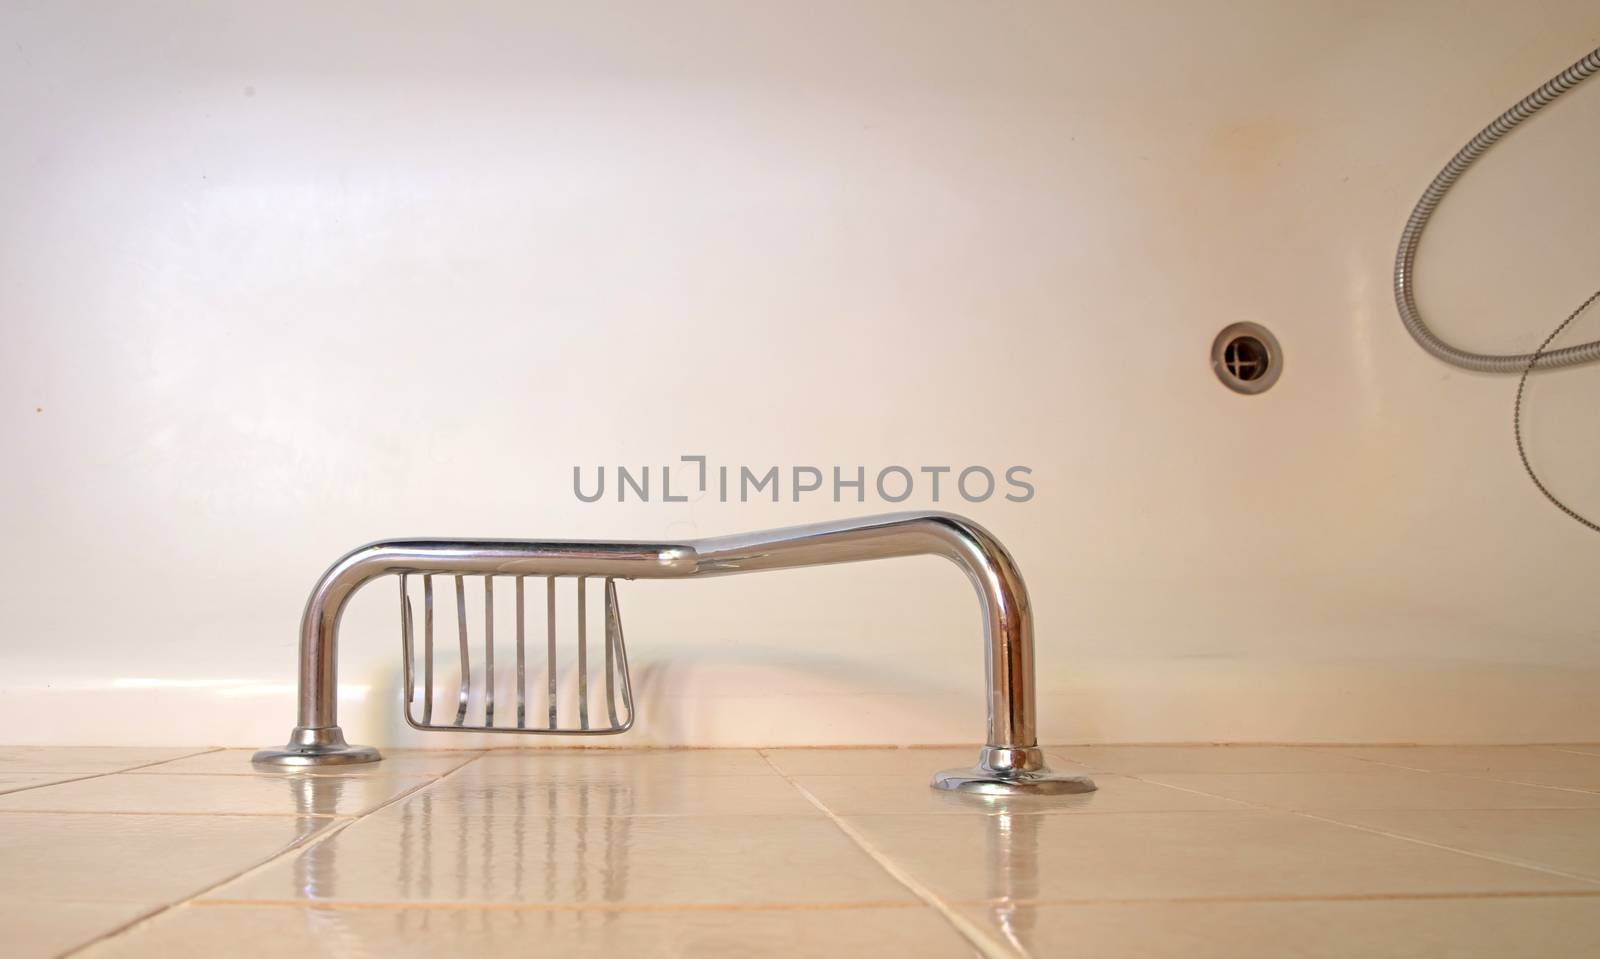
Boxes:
[260,511,1092,795]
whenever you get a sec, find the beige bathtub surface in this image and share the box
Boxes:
[4,745,1600,957]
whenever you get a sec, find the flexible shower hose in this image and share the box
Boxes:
[1393,46,1600,372]
[1514,291,1600,534]
[1392,45,1600,533]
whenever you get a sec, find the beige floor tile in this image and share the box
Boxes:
[136,749,484,779]
[464,749,777,779]
[762,746,1010,777]
[794,773,1243,816]
[209,813,916,907]
[382,774,820,818]
[1321,808,1600,880]
[0,900,159,959]
[1139,770,1600,811]
[0,813,328,902]
[955,895,1600,958]
[83,903,976,958]
[1308,746,1600,791]
[0,746,215,774]
[0,772,436,817]
[0,771,87,794]
[1045,745,1383,774]
[843,810,1591,902]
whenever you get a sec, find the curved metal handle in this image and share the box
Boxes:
[254,511,1093,796]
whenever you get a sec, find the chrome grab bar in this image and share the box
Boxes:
[252,511,1094,795]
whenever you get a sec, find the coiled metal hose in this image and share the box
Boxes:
[1393,46,1600,372]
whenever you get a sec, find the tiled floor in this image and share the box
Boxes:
[3,745,1600,956]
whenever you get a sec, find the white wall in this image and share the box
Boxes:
[4,0,1599,748]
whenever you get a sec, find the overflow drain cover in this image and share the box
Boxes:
[1212,322,1282,395]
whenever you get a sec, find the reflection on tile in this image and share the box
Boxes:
[0,747,212,774]
[384,775,819,818]
[84,903,975,958]
[465,749,777,779]
[210,813,915,907]
[795,773,1243,816]
[1322,808,1600,880]
[0,900,158,959]
[137,749,483,779]
[843,810,1589,902]
[762,747,1001,777]
[1045,746,1381,774]
[26,744,1600,958]
[0,813,328,902]
[1307,746,1600,791]
[0,773,436,817]
[956,895,1600,958]
[1138,770,1600,811]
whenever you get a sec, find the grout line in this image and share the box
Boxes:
[947,888,1600,907]
[1128,758,1600,802]
[61,819,353,957]
[58,904,171,959]
[0,747,227,799]
[0,773,111,797]
[1045,742,1600,748]
[114,747,231,771]
[756,748,1018,959]
[462,743,993,754]
[115,749,491,778]
[1292,809,1600,887]
[1544,746,1600,759]
[0,809,359,819]
[1290,748,1600,794]
[1115,773,1600,888]
[1415,772,1600,797]
[62,761,468,957]
[188,887,1600,913]
[192,898,927,913]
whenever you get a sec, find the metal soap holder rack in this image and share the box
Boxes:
[253,511,1094,796]
[398,572,633,736]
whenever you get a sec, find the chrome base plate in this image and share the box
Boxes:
[252,744,383,767]
[252,725,382,767]
[931,765,1097,796]
[930,745,1096,796]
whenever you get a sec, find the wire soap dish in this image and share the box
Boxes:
[399,573,633,735]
